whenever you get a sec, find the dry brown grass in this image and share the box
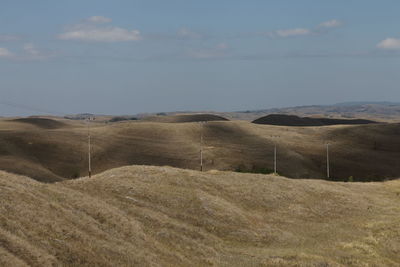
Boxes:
[0,165,399,266]
[0,117,400,182]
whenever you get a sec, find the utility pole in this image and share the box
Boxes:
[326,143,330,179]
[200,122,204,172]
[274,144,277,175]
[270,135,280,175]
[87,117,93,178]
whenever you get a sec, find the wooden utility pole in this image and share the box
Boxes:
[87,117,93,178]
[326,143,330,179]
[200,122,204,172]
[274,144,277,175]
[270,135,280,175]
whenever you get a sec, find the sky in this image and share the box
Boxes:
[1,0,400,116]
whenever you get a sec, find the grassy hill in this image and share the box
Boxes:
[252,114,376,126]
[0,165,399,266]
[0,117,400,182]
[141,114,229,123]
[213,102,400,122]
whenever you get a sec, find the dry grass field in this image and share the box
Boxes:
[0,165,399,266]
[1,115,399,266]
[0,116,400,182]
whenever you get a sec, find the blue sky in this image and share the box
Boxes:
[1,0,400,115]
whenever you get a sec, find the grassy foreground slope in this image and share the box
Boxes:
[0,165,399,266]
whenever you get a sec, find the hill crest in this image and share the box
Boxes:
[252,114,377,126]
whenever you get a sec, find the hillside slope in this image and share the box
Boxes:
[1,117,400,182]
[0,166,399,266]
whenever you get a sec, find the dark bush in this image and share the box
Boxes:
[235,165,275,175]
[109,117,138,123]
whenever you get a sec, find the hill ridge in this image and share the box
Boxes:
[252,114,377,126]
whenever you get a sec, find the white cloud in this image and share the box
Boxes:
[58,16,142,42]
[276,28,311,37]
[319,20,342,29]
[86,16,112,24]
[22,43,52,60]
[0,44,52,61]
[0,47,13,57]
[377,38,400,50]
[58,27,142,42]
[272,19,342,38]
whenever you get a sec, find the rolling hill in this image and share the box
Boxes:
[0,165,399,266]
[1,117,400,182]
[194,102,400,121]
[252,114,376,127]
[141,114,229,123]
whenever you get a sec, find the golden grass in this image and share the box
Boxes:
[1,117,400,182]
[0,165,399,266]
